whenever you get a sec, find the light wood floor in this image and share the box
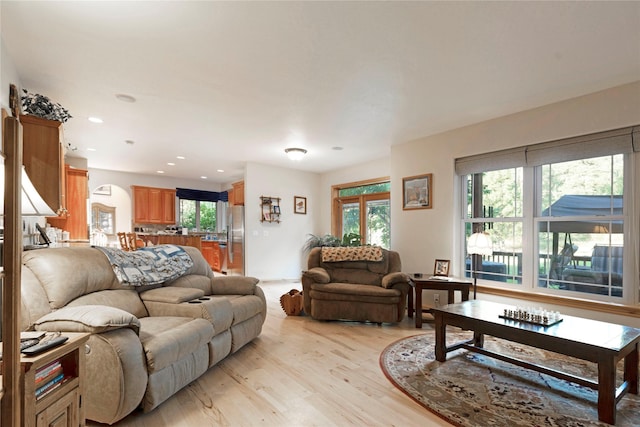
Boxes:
[89,281,451,426]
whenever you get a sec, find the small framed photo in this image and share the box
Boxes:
[402,173,432,210]
[263,212,271,221]
[434,259,450,276]
[294,196,307,214]
[272,205,281,215]
[93,184,112,196]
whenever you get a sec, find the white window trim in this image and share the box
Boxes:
[457,126,640,306]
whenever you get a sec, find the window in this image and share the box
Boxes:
[458,126,639,304]
[179,199,216,231]
[176,188,225,231]
[332,178,390,248]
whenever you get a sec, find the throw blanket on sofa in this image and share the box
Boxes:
[321,246,383,262]
[96,244,194,287]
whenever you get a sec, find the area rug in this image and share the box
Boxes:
[380,332,640,427]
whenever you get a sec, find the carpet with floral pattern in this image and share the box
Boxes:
[380,332,640,427]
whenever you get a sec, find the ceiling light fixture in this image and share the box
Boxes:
[285,147,307,161]
[217,169,224,173]
[176,156,185,160]
[88,117,103,123]
[167,162,175,166]
[115,93,136,103]
[201,176,208,179]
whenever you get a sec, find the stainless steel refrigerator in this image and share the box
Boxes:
[226,205,245,276]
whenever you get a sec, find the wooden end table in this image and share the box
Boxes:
[408,275,472,328]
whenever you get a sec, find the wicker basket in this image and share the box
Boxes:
[280,289,304,316]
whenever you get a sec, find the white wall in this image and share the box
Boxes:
[244,162,321,280]
[0,36,21,112]
[392,81,640,275]
[390,81,640,326]
[317,157,391,236]
[88,168,223,194]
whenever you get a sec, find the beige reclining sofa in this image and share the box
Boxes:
[20,245,266,424]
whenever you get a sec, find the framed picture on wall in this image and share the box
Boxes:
[402,173,432,210]
[94,184,112,196]
[294,196,307,214]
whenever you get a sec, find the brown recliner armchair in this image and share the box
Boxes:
[301,246,410,323]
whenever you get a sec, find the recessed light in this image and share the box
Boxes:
[217,169,224,173]
[88,117,103,124]
[201,176,208,179]
[115,93,136,103]
[167,162,175,166]
[157,170,164,174]
[87,148,97,152]
[176,156,185,160]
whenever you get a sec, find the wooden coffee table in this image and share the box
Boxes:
[408,275,471,328]
[433,300,640,425]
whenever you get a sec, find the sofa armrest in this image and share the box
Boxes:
[209,276,261,295]
[34,305,141,335]
[302,267,330,284]
[381,272,410,289]
[84,329,147,424]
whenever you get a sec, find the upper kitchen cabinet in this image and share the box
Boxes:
[132,185,176,224]
[20,115,65,213]
[232,181,244,205]
[47,165,89,240]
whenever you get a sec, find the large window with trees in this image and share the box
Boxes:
[176,188,224,232]
[458,126,638,304]
[332,178,390,248]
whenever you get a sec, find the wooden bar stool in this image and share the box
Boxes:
[126,233,145,250]
[117,232,129,251]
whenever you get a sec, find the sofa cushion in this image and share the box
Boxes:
[66,289,149,318]
[23,247,121,309]
[210,276,260,295]
[166,274,213,294]
[34,305,141,335]
[181,246,214,279]
[225,294,267,325]
[138,317,214,373]
[309,282,402,303]
[139,287,204,304]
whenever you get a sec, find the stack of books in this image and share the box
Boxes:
[35,359,65,400]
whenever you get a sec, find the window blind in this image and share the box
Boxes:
[176,188,228,202]
[455,125,639,175]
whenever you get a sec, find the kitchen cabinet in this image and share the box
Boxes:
[201,240,225,272]
[20,114,65,213]
[46,165,89,240]
[232,181,244,205]
[138,234,202,251]
[132,186,176,224]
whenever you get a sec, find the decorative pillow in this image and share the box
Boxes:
[321,246,383,262]
[34,305,141,335]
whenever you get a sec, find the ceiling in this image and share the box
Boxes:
[2,1,639,184]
